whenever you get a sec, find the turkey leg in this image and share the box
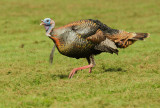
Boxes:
[68,55,96,78]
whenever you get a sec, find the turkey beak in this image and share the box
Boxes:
[40,20,45,25]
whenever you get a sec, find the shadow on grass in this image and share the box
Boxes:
[50,67,127,79]
[51,74,68,79]
[103,67,127,73]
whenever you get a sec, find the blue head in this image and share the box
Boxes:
[40,18,55,36]
[40,18,55,26]
[41,18,52,26]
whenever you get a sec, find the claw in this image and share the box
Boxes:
[89,67,92,73]
[68,69,77,78]
[68,64,94,79]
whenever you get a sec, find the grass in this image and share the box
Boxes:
[0,0,160,107]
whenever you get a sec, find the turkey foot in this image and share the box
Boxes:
[69,64,94,78]
[89,67,92,73]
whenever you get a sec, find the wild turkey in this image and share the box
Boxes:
[40,18,149,78]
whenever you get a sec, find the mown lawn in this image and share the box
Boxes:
[0,0,160,107]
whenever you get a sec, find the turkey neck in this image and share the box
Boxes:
[49,30,61,50]
[46,23,59,44]
[46,24,54,35]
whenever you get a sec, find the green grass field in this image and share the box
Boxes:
[0,0,160,107]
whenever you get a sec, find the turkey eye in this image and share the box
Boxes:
[46,20,49,22]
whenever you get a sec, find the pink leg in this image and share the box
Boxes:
[69,64,94,78]
[89,67,92,73]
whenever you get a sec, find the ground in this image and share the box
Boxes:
[0,0,160,107]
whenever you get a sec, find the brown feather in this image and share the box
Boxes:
[105,30,149,48]
[86,29,106,44]
[55,20,96,30]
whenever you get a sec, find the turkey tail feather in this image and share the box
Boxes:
[131,33,149,40]
[117,32,149,48]
[106,31,150,48]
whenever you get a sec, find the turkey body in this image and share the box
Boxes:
[50,19,119,59]
[42,18,149,78]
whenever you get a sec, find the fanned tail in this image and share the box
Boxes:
[105,31,150,48]
[131,33,149,40]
